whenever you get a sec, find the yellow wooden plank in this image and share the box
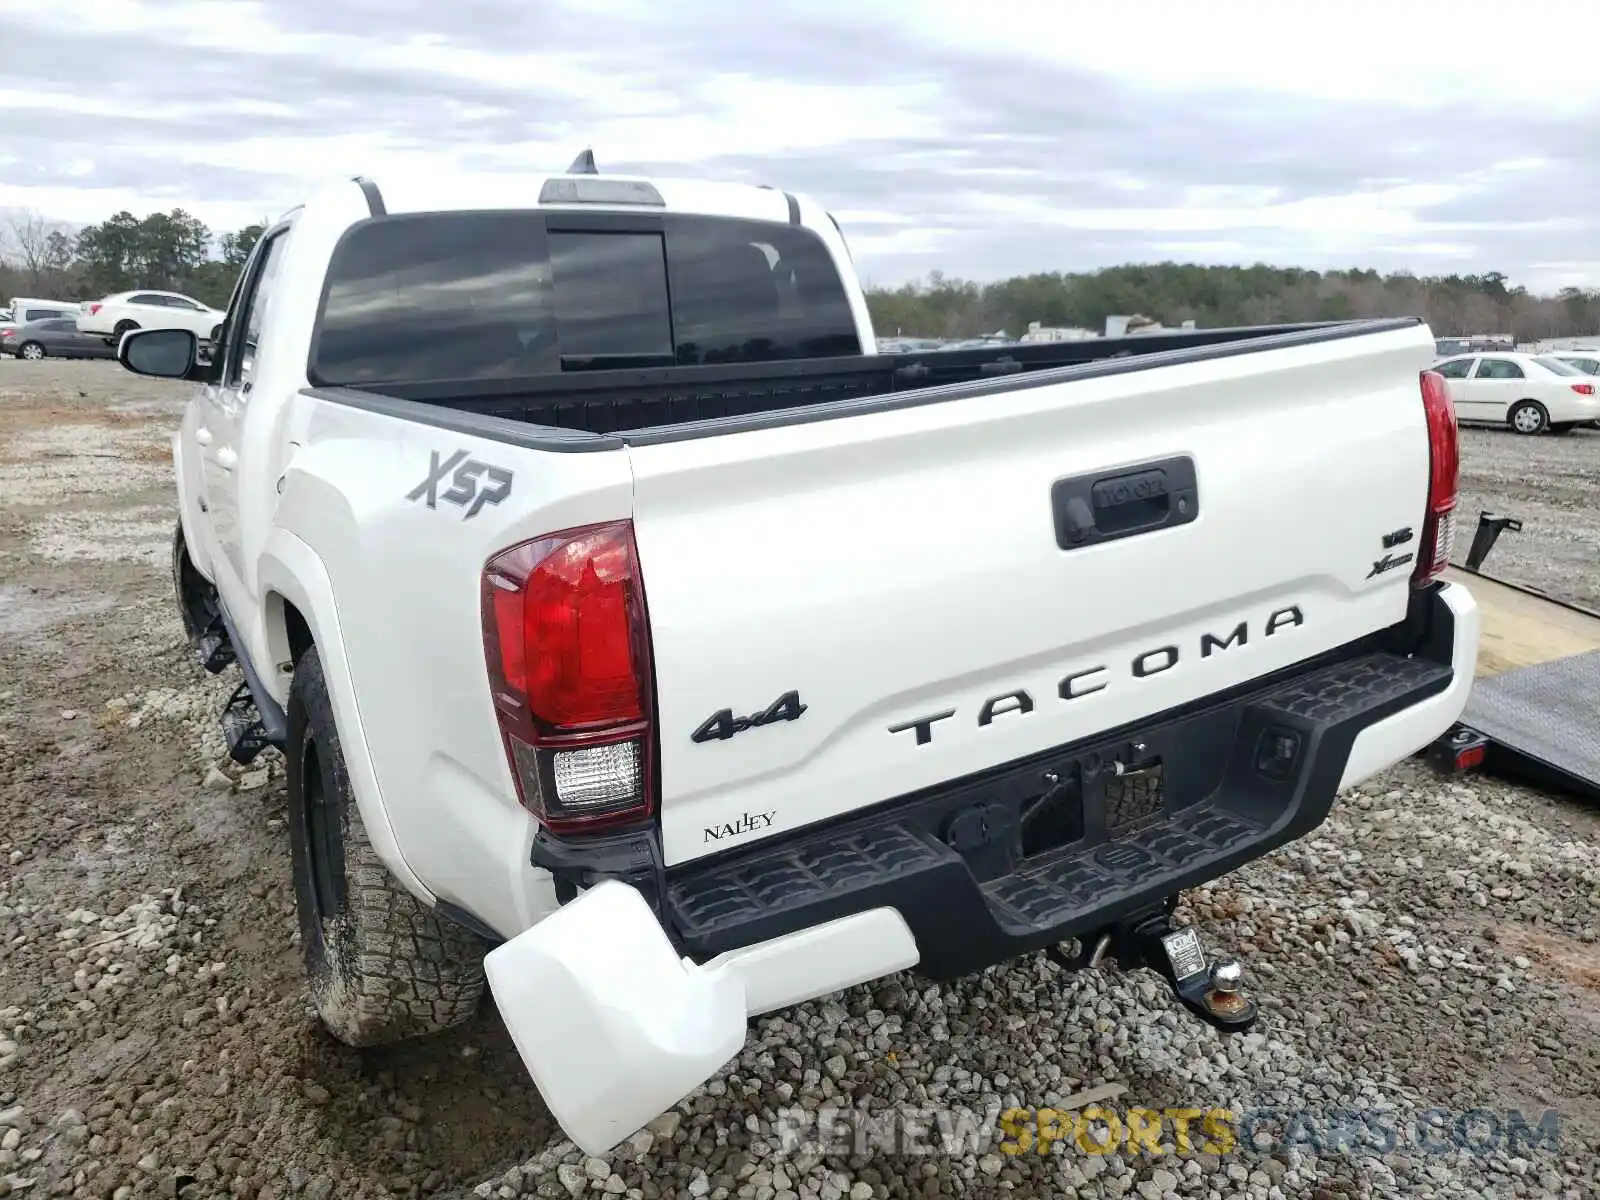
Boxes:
[1442,567,1600,678]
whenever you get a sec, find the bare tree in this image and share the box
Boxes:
[6,210,64,293]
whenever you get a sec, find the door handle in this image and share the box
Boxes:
[215,448,238,470]
[195,428,213,446]
[1051,456,1199,550]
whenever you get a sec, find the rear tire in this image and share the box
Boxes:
[113,319,140,338]
[19,341,44,360]
[171,521,219,644]
[285,646,488,1046]
[1508,400,1549,435]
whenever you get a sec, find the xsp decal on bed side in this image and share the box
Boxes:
[407,449,513,519]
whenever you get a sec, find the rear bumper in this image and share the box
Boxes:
[487,580,1477,1154]
[661,582,1474,981]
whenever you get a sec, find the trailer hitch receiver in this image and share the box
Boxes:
[1051,909,1260,1033]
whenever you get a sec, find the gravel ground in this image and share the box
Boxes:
[1455,425,1600,611]
[1,359,1597,1200]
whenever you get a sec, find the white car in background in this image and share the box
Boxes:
[1430,351,1600,434]
[77,290,224,348]
[1547,349,1600,377]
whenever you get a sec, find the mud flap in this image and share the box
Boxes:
[483,880,749,1155]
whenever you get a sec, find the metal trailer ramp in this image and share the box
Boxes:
[1437,555,1600,803]
[1459,648,1600,803]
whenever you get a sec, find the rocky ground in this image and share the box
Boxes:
[0,359,1597,1200]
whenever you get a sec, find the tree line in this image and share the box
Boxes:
[0,208,264,310]
[4,205,1597,341]
[867,265,1600,342]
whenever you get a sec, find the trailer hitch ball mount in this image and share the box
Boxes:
[1049,910,1261,1033]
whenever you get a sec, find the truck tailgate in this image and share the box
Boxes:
[626,324,1437,866]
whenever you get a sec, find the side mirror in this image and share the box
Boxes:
[118,327,206,381]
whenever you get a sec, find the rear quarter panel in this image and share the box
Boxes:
[269,395,636,936]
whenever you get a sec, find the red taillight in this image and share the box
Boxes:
[89,304,102,316]
[1413,369,1459,588]
[1572,383,1595,396]
[481,520,655,833]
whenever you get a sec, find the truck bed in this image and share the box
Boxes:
[322,318,1419,441]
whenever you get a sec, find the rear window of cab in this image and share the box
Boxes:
[310,212,861,386]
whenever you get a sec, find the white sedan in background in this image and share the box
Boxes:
[77,290,224,348]
[1547,349,1600,377]
[1429,351,1600,434]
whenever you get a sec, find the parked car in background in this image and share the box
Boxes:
[1434,335,1514,357]
[2,316,119,361]
[77,290,224,347]
[1430,351,1600,434]
[1548,350,1600,376]
[7,296,76,324]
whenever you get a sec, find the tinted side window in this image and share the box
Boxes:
[1478,358,1524,379]
[1433,358,1472,379]
[24,308,64,321]
[666,216,860,364]
[315,213,558,385]
[227,232,289,387]
[129,293,164,306]
[547,230,673,368]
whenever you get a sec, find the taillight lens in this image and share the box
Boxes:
[1413,369,1459,588]
[1572,383,1595,396]
[89,304,102,316]
[481,520,656,833]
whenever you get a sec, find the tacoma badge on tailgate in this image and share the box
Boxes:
[888,604,1306,747]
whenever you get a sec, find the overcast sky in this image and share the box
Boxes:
[1,0,1596,291]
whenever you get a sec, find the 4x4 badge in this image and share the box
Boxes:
[691,690,807,744]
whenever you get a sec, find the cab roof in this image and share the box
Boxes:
[330,151,812,230]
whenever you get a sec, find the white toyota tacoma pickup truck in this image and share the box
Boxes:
[119,156,1479,1156]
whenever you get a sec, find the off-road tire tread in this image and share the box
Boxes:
[287,647,487,1047]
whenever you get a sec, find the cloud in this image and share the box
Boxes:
[1,0,1596,291]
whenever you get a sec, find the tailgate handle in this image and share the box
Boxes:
[1051,456,1199,550]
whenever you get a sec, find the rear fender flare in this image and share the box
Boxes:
[257,529,435,906]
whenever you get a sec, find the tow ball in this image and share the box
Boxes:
[1048,910,1260,1034]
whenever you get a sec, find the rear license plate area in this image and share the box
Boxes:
[1105,756,1165,837]
[1018,740,1167,860]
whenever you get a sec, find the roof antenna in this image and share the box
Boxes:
[567,148,598,175]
